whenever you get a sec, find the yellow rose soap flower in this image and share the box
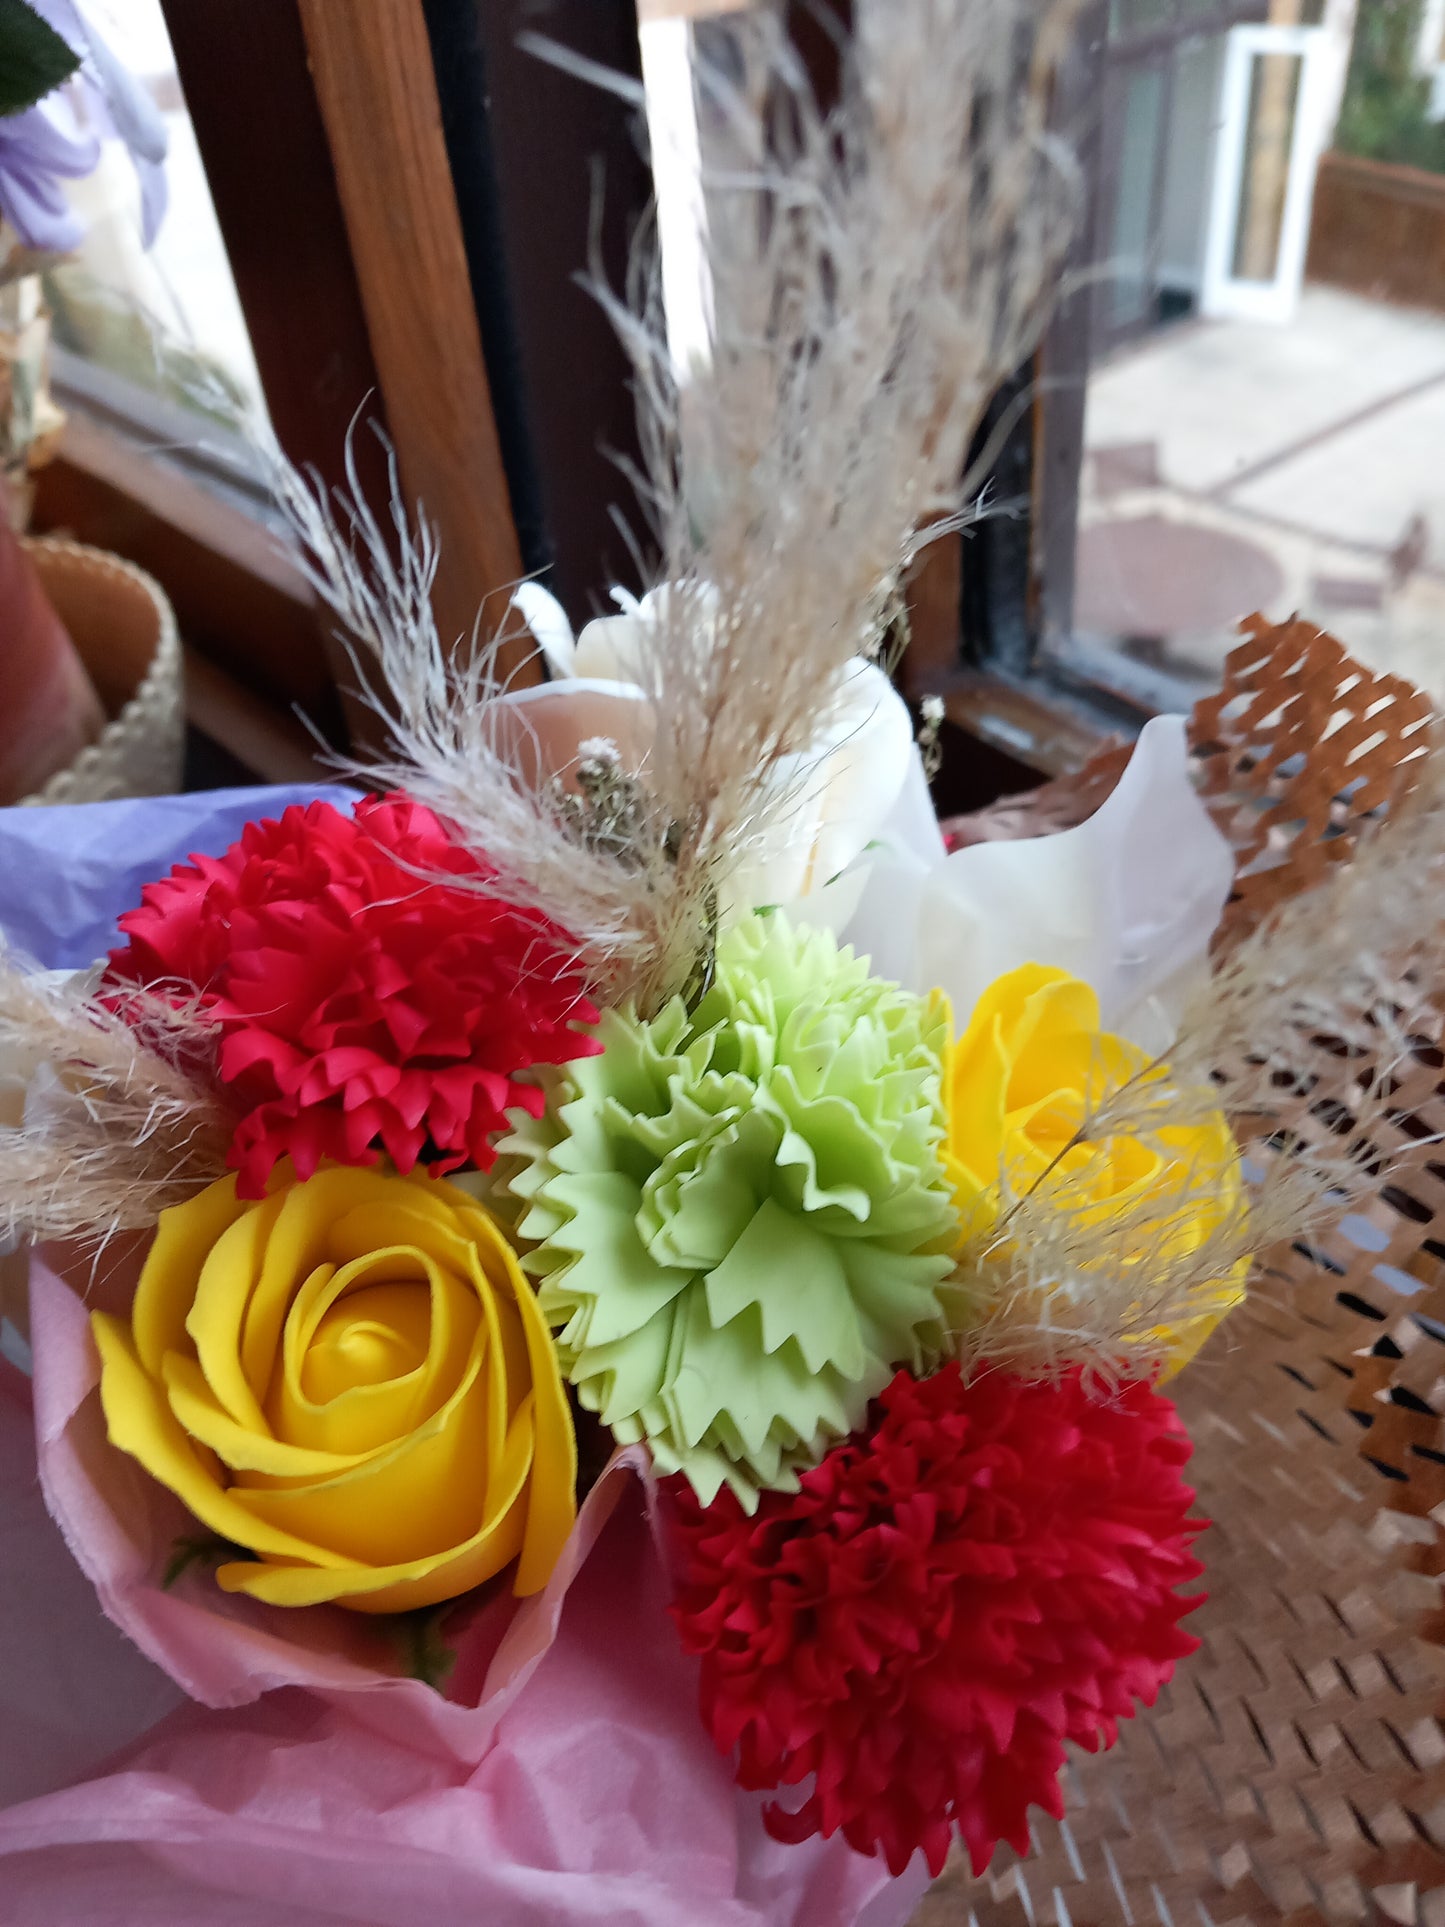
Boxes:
[91,1164,577,1613]
[944,963,1247,1376]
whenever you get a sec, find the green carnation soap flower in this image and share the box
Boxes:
[498,913,957,1507]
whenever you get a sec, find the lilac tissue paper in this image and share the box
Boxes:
[0,786,357,969]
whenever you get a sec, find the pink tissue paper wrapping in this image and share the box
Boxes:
[0,1259,930,1925]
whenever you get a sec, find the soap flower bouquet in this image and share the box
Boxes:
[1,3,1442,1920]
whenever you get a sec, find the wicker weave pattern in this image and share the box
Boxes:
[1192,618,1435,946]
[923,622,1445,1927]
[18,537,183,806]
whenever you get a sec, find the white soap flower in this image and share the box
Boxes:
[508,583,917,921]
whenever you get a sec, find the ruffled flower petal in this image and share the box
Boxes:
[665,1362,1205,1878]
[497,912,959,1507]
[944,963,1249,1375]
[93,1163,577,1614]
[107,796,599,1197]
[816,713,1233,1043]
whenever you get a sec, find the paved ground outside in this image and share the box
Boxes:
[1076,284,1445,696]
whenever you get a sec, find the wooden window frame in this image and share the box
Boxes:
[34,0,661,768]
[896,0,1163,802]
[34,0,536,777]
[31,0,1149,804]
[910,0,1295,791]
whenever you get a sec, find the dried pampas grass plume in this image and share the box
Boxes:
[264,437,692,1009]
[0,953,233,1248]
[951,735,1445,1381]
[273,0,1082,1012]
[587,0,1083,994]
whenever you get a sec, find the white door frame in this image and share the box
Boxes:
[1201,22,1334,325]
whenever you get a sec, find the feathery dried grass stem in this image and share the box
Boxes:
[263,431,696,1008]
[0,954,233,1247]
[951,739,1445,1380]
[601,0,1082,918]
[269,0,1082,1012]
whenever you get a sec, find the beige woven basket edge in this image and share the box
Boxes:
[18,535,183,807]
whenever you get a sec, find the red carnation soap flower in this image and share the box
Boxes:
[107,795,599,1195]
[666,1363,1204,1879]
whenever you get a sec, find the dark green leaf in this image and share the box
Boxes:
[398,1608,458,1693]
[162,1533,251,1589]
[0,0,82,119]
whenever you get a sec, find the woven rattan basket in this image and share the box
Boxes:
[18,536,182,806]
[917,618,1445,1927]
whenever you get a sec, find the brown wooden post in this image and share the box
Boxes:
[296,0,528,670]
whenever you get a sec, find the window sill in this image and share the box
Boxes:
[935,661,1146,782]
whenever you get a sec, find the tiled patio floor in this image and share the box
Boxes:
[1076,284,1445,695]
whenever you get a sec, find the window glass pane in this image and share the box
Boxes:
[1056,5,1445,702]
[42,0,264,424]
[1231,50,1302,280]
[1108,67,1167,331]
[1157,39,1219,312]
[1112,0,1175,35]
